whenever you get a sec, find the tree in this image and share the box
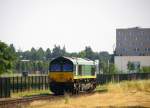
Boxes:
[78,51,86,58]
[45,48,51,60]
[62,46,66,56]
[0,41,16,75]
[37,47,45,60]
[30,47,37,60]
[52,45,64,58]
[84,46,94,60]
[99,51,110,62]
[99,61,108,74]
[108,63,118,74]
[141,66,150,73]
[69,52,78,57]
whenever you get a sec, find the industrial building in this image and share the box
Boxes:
[115,27,150,72]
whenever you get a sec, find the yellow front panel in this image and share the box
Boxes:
[48,72,73,82]
[74,75,96,79]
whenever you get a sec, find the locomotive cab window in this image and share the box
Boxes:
[63,64,73,72]
[50,64,61,71]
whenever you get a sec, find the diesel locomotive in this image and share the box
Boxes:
[48,56,99,94]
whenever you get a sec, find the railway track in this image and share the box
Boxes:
[0,91,96,108]
[0,94,55,108]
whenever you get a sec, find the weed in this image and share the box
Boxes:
[64,93,70,104]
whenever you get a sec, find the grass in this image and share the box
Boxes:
[28,80,150,108]
[11,89,51,98]
[64,93,70,104]
[96,80,150,93]
[9,80,150,108]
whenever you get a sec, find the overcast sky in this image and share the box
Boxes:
[0,0,150,53]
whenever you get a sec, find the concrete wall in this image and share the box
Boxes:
[115,56,150,73]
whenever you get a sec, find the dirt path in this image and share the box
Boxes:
[29,91,150,108]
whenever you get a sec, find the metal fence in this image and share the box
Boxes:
[0,78,10,98]
[0,73,150,98]
[10,76,49,93]
[0,76,49,98]
[96,73,150,84]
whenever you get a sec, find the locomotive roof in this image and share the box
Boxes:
[52,56,95,65]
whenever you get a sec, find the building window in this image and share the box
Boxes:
[145,48,149,52]
[124,36,126,40]
[147,36,150,40]
[129,32,132,36]
[123,48,127,52]
[134,48,139,52]
[135,37,138,40]
[140,31,143,35]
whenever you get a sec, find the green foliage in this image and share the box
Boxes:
[31,47,37,60]
[12,90,51,98]
[127,62,140,73]
[99,61,108,73]
[15,60,49,74]
[127,62,135,71]
[99,51,110,62]
[45,48,51,60]
[52,45,66,58]
[100,61,118,74]
[69,52,78,57]
[78,51,86,58]
[16,45,111,63]
[0,41,17,75]
[141,66,150,73]
[84,46,94,60]
[109,63,118,74]
[0,41,112,74]
[37,47,45,60]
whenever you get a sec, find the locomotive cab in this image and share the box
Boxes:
[49,57,74,94]
[48,56,97,95]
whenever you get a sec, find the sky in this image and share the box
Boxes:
[0,0,150,53]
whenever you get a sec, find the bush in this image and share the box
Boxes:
[141,66,150,73]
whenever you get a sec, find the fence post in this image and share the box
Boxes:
[39,76,41,90]
[12,77,14,92]
[0,78,11,98]
[41,76,43,90]
[31,76,33,90]
[28,76,30,91]
[0,78,2,98]
[6,78,10,97]
[46,76,48,89]
[20,77,22,92]
[16,76,19,93]
[44,76,46,89]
